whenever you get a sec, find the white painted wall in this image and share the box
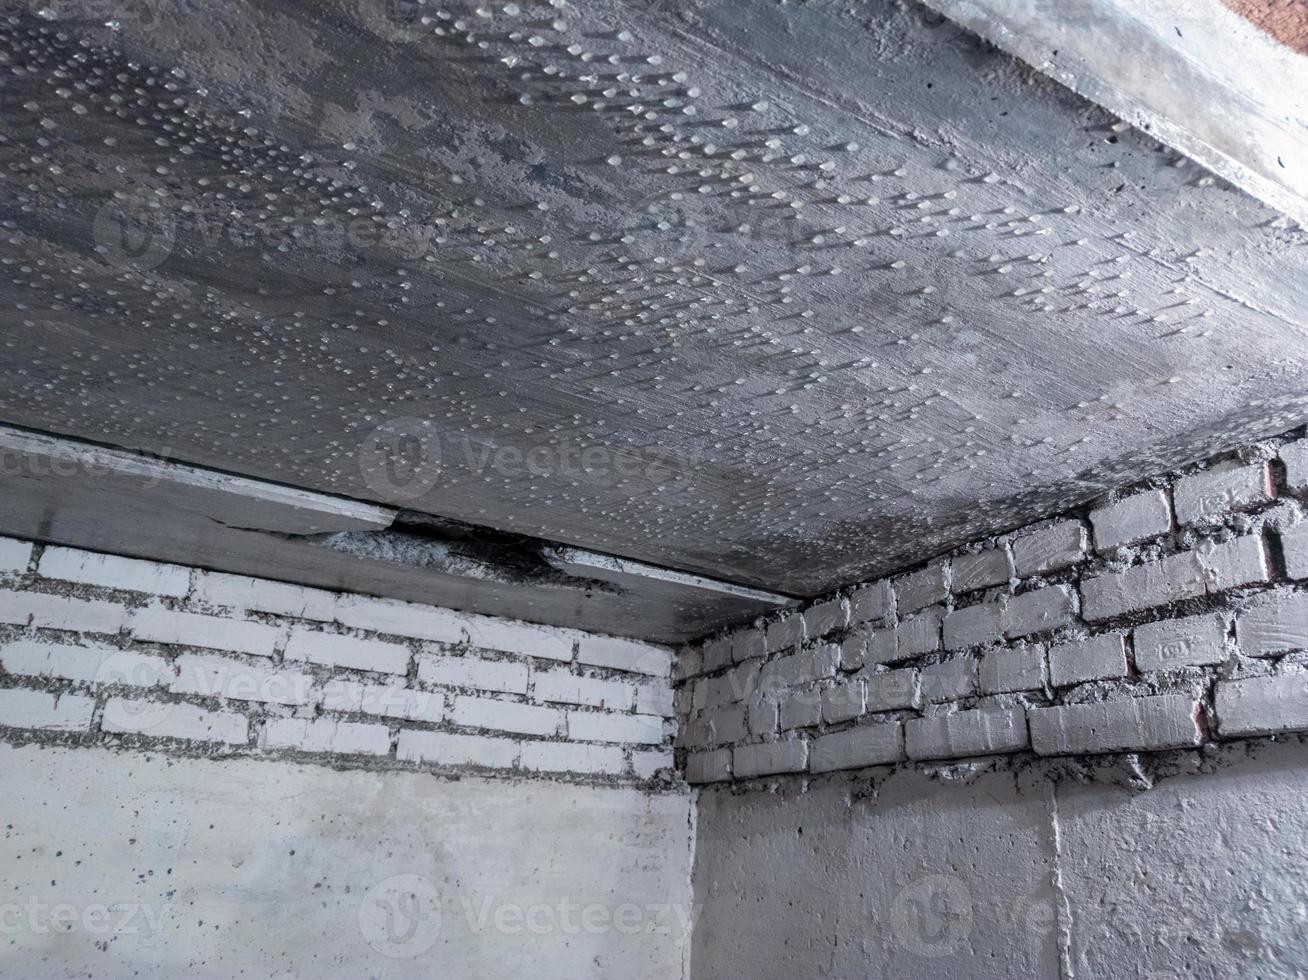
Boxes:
[0,744,694,979]
[690,739,1308,978]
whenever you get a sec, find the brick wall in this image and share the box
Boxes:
[0,539,675,784]
[677,426,1308,783]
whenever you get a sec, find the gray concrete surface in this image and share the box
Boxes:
[921,0,1308,225]
[691,740,1308,978]
[1,0,1305,600]
[0,742,694,979]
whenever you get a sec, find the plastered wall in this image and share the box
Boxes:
[0,541,693,978]
[691,739,1308,978]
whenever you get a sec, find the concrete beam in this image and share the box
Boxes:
[921,0,1308,225]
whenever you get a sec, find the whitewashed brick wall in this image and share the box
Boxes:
[0,540,675,784]
[678,426,1308,783]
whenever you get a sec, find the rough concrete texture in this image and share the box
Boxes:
[0,0,1306,601]
[691,759,1060,978]
[0,743,693,979]
[691,741,1308,979]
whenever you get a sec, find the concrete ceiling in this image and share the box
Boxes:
[1,0,1306,615]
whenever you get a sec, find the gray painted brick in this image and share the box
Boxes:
[320,680,445,723]
[520,741,625,776]
[1282,522,1308,581]
[39,547,191,597]
[1133,613,1228,671]
[905,708,1028,760]
[839,632,867,670]
[804,597,849,639]
[810,722,905,773]
[919,656,976,703]
[863,667,919,712]
[1197,535,1270,592]
[195,571,337,623]
[731,628,766,664]
[673,646,703,683]
[1090,490,1172,552]
[821,681,866,724]
[702,703,750,745]
[950,550,1011,592]
[0,639,167,689]
[765,614,806,654]
[0,537,32,577]
[1011,520,1087,578]
[449,696,562,737]
[1282,439,1308,493]
[265,717,390,756]
[566,710,664,746]
[759,644,839,690]
[284,628,409,675]
[103,699,248,744]
[865,627,899,666]
[0,590,128,635]
[0,688,95,732]
[1029,695,1202,755]
[532,670,635,710]
[418,653,529,695]
[701,635,734,673]
[1236,592,1308,657]
[631,750,674,780]
[978,644,1045,695]
[171,654,314,706]
[332,594,464,645]
[732,739,808,778]
[635,681,674,718]
[895,565,949,614]
[702,661,760,708]
[1174,463,1272,525]
[943,602,1003,651]
[686,747,733,783]
[1003,585,1076,639]
[897,606,944,658]
[133,606,283,659]
[462,616,574,663]
[575,636,672,677]
[1047,633,1128,688]
[747,693,779,736]
[1080,535,1268,621]
[849,581,894,624]
[779,689,823,730]
[1080,551,1205,621]
[1216,673,1308,737]
[398,730,519,769]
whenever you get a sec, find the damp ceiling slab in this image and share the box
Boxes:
[2,0,1307,599]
